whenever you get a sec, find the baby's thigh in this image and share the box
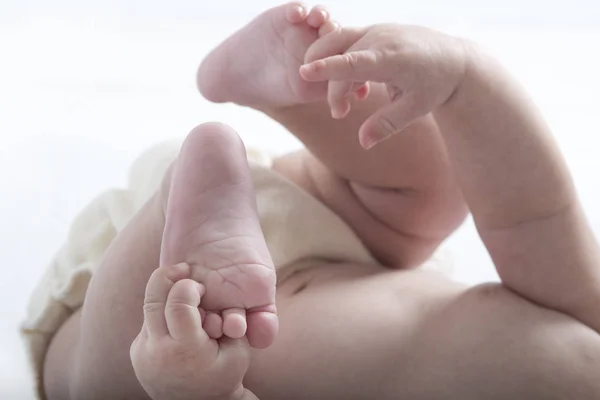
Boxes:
[44,195,165,400]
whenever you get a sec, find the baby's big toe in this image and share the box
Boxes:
[246,310,279,349]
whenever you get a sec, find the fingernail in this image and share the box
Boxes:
[300,63,313,73]
[362,130,392,150]
[362,138,377,150]
[331,101,349,119]
[299,64,315,80]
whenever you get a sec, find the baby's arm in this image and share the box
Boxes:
[301,25,600,332]
[434,47,600,332]
[266,83,467,268]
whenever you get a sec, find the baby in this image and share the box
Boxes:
[25,3,600,400]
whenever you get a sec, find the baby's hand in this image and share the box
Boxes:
[130,262,258,400]
[300,24,469,149]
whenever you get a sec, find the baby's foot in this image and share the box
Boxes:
[197,2,338,108]
[160,122,278,349]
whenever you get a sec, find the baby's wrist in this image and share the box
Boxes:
[439,39,504,112]
[439,36,480,108]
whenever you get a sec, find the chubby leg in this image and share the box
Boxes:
[196,0,451,190]
[43,123,276,399]
[43,185,160,399]
[198,2,467,268]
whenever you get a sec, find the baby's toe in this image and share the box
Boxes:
[222,308,247,339]
[246,310,279,350]
[306,5,330,28]
[203,312,224,339]
[285,2,308,23]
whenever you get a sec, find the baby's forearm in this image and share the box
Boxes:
[435,45,575,230]
[434,43,600,330]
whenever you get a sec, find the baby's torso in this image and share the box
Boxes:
[261,259,600,399]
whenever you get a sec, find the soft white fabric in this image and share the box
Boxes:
[20,141,379,399]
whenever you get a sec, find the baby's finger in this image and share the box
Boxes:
[301,50,385,83]
[213,336,252,380]
[165,278,208,343]
[143,263,190,338]
[222,308,247,339]
[304,26,365,64]
[328,80,354,119]
[328,81,370,118]
[359,93,429,149]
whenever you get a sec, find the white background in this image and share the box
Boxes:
[1,0,599,398]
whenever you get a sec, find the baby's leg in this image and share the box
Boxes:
[43,147,600,400]
[198,3,466,268]
[197,2,448,187]
[43,123,276,399]
[43,183,161,399]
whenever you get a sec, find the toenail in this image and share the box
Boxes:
[295,5,306,17]
[320,10,328,20]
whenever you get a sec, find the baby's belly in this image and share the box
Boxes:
[277,260,465,306]
[249,261,600,399]
[248,261,468,399]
